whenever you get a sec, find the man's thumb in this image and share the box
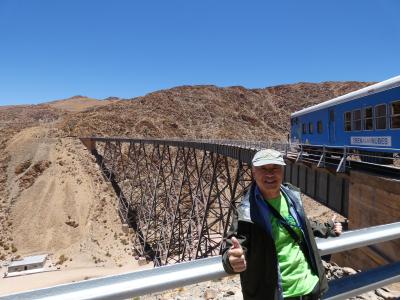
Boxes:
[231,237,241,249]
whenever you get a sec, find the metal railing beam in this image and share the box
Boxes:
[0,257,225,300]
[316,221,400,256]
[323,261,400,300]
[2,222,399,300]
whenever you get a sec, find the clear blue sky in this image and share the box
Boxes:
[1,1,399,105]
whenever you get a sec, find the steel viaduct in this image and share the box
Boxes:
[80,137,400,270]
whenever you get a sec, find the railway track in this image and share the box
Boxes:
[291,150,400,179]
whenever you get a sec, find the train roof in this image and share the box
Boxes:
[291,75,400,118]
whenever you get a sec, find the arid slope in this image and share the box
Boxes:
[60,82,372,140]
[46,95,119,112]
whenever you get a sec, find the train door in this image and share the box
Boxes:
[328,109,335,144]
[291,117,301,143]
[297,124,302,143]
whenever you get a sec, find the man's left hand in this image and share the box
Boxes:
[332,214,343,236]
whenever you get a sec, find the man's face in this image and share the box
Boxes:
[252,164,284,198]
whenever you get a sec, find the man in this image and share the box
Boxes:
[222,149,342,300]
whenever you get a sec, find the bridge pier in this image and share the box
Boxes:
[79,138,96,153]
[332,171,400,270]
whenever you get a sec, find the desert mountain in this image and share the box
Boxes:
[45,95,119,112]
[60,81,372,140]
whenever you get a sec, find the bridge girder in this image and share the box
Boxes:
[89,138,254,265]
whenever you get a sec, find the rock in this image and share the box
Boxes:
[223,290,235,297]
[158,292,174,300]
[204,288,218,299]
[342,267,357,275]
[375,288,399,299]
[332,269,344,278]
[121,224,129,233]
[212,277,223,282]
[351,291,383,299]
[138,257,147,266]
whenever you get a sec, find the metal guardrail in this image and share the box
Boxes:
[2,222,399,300]
[316,221,400,256]
[323,261,400,300]
[81,136,293,164]
[293,143,400,176]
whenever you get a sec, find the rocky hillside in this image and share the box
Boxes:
[60,81,373,140]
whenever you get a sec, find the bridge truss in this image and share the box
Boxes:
[80,138,259,266]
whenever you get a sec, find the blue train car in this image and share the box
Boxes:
[290,76,400,154]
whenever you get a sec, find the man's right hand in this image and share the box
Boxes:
[227,237,247,273]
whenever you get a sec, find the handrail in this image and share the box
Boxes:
[316,221,400,256]
[2,221,399,300]
[1,257,225,300]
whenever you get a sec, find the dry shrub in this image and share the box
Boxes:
[18,160,52,189]
[92,255,103,264]
[134,119,160,136]
[65,220,79,228]
[15,160,31,175]
[56,254,68,265]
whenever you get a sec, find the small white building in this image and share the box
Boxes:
[7,254,47,273]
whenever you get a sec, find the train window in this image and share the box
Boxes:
[344,111,351,131]
[308,122,314,134]
[363,107,373,130]
[302,123,307,134]
[391,100,400,129]
[352,109,362,131]
[317,121,323,133]
[329,110,335,121]
[375,104,387,130]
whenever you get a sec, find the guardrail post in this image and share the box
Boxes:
[296,145,303,163]
[317,145,326,168]
[337,146,347,173]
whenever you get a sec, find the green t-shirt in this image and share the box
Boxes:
[267,193,319,298]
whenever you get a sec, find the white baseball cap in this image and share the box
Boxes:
[252,149,286,167]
